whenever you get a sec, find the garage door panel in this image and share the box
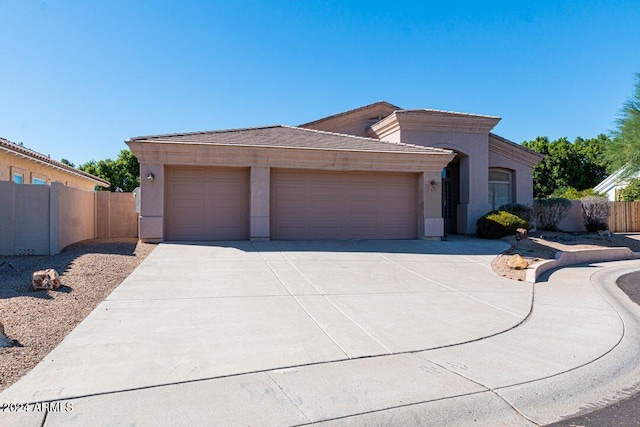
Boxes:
[171,168,206,178]
[171,183,205,194]
[165,166,249,240]
[271,169,418,240]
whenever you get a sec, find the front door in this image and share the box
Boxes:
[442,161,460,234]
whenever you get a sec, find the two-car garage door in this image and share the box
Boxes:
[270,169,418,239]
[165,167,418,240]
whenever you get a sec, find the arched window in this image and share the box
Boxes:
[489,169,511,210]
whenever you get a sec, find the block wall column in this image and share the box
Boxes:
[420,171,444,239]
[138,164,164,242]
[0,182,17,255]
[49,182,61,255]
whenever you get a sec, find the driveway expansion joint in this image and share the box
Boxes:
[414,353,543,426]
[5,240,640,426]
[264,371,312,424]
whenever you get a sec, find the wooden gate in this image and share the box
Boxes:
[608,201,640,232]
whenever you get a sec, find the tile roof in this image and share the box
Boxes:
[396,108,501,120]
[128,125,454,155]
[0,137,110,187]
[299,101,401,127]
[488,133,545,159]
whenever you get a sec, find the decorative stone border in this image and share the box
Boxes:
[526,247,640,283]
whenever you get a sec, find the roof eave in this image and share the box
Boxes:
[127,139,454,156]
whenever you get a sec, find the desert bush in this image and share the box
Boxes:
[534,198,572,231]
[498,203,534,222]
[581,196,610,232]
[618,178,640,201]
[551,187,604,200]
[476,211,529,239]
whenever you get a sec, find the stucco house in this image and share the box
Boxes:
[127,102,542,242]
[0,137,109,191]
[594,168,640,201]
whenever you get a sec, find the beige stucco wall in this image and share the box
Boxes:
[57,184,97,251]
[0,181,138,255]
[395,129,492,234]
[0,151,99,190]
[0,181,51,255]
[0,182,15,255]
[96,192,138,238]
[368,113,541,235]
[557,200,587,232]
[129,142,454,242]
[16,184,51,255]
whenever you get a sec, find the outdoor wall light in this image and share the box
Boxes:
[147,173,155,182]
[430,179,438,191]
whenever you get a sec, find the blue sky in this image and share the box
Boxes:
[1,1,639,165]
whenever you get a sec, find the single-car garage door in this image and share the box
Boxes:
[271,169,418,240]
[165,166,249,240]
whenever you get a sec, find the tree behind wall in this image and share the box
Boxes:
[605,72,640,177]
[78,149,140,192]
[618,178,640,201]
[522,135,609,198]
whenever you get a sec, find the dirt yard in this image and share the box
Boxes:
[0,239,155,392]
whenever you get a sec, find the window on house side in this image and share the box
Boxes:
[33,178,46,185]
[489,169,511,210]
[13,173,23,184]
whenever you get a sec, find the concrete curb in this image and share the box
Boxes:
[526,247,640,283]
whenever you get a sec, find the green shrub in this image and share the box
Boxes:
[476,211,529,239]
[619,178,640,201]
[551,187,582,200]
[534,198,572,231]
[498,203,534,222]
[552,187,605,200]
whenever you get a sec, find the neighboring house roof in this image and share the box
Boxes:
[488,133,545,167]
[594,168,640,194]
[127,125,454,155]
[0,137,110,187]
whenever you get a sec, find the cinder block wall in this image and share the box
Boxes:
[0,181,51,255]
[96,192,137,238]
[57,184,97,251]
[0,182,138,256]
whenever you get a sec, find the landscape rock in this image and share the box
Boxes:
[0,322,13,348]
[506,254,529,270]
[597,230,612,237]
[32,269,61,291]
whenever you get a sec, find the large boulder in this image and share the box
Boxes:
[506,254,529,270]
[32,269,61,291]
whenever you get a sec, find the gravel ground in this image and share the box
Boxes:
[492,232,640,281]
[0,239,155,392]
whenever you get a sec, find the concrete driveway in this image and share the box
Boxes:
[2,237,640,426]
